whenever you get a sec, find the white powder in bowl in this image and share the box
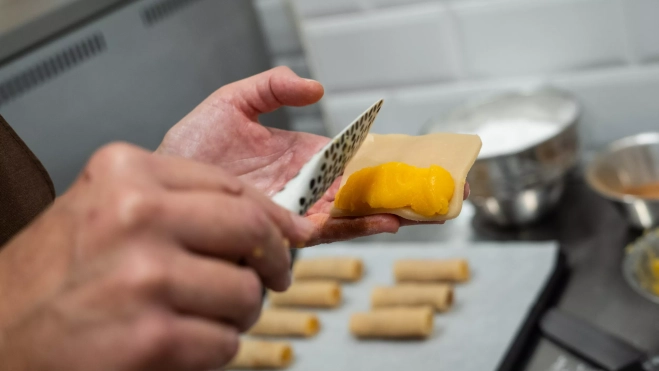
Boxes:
[461,120,561,158]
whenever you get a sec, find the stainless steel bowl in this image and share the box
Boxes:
[423,88,580,226]
[586,133,659,229]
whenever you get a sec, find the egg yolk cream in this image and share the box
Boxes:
[335,162,455,217]
[331,133,482,222]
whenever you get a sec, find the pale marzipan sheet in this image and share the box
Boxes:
[330,133,482,221]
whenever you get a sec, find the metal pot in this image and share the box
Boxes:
[586,132,659,230]
[422,88,581,226]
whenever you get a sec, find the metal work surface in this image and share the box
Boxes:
[517,174,659,370]
[262,243,559,371]
[356,170,659,370]
[0,0,131,63]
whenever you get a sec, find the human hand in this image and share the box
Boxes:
[157,67,469,246]
[0,143,312,371]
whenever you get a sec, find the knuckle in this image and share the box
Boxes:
[273,65,293,75]
[90,142,139,175]
[111,187,161,230]
[121,249,169,294]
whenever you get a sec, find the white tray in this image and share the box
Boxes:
[253,241,559,371]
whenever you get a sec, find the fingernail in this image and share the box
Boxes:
[293,216,315,238]
[303,78,318,83]
[296,242,306,249]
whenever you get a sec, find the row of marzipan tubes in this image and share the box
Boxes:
[225,256,471,370]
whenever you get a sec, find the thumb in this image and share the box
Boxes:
[215,66,324,119]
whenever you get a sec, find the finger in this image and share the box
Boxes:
[160,192,292,291]
[398,218,445,227]
[304,214,400,247]
[160,316,239,370]
[215,66,324,119]
[166,251,263,331]
[148,154,243,195]
[245,187,315,243]
[152,151,315,243]
[464,182,470,200]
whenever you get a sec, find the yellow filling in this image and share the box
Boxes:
[651,259,659,296]
[334,162,455,217]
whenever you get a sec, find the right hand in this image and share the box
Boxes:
[0,142,313,371]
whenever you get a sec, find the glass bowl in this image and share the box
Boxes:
[623,228,659,304]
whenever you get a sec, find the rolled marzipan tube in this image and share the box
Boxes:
[371,284,454,312]
[268,281,341,308]
[350,306,434,339]
[394,258,470,282]
[292,257,363,282]
[248,309,320,337]
[225,340,293,370]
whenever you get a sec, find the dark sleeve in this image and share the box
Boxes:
[0,115,55,246]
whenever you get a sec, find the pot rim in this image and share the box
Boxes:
[586,132,659,203]
[421,86,582,161]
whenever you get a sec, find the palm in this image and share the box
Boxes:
[158,67,456,245]
[160,105,329,197]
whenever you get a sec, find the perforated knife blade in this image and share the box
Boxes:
[272,99,384,216]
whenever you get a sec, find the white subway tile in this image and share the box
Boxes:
[624,0,659,62]
[552,66,659,149]
[289,0,364,19]
[301,4,459,93]
[254,0,302,55]
[453,0,627,78]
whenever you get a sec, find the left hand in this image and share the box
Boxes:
[157,67,469,246]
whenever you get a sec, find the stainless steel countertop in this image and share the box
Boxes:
[0,0,130,63]
[358,165,659,370]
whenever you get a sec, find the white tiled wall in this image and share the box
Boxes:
[624,0,659,63]
[302,4,459,92]
[253,0,325,135]
[254,0,659,149]
[454,0,627,77]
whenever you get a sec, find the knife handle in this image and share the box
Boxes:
[540,309,647,371]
